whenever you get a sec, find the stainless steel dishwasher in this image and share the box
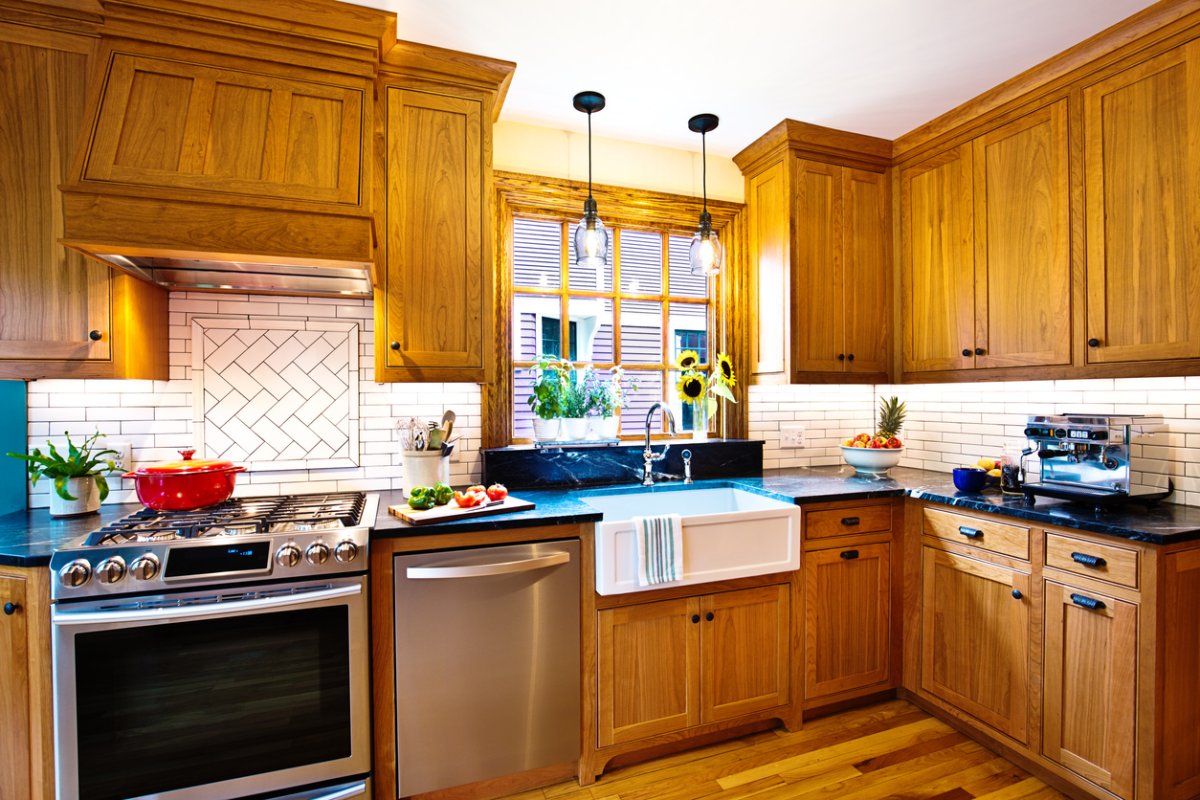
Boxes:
[392,539,580,796]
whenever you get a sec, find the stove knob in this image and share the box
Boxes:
[305,543,330,566]
[96,556,126,584]
[128,554,160,581]
[58,559,92,588]
[334,540,358,564]
[276,544,301,568]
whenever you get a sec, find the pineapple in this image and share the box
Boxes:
[875,396,907,439]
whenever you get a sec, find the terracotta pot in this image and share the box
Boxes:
[123,449,246,511]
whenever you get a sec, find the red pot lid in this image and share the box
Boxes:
[130,449,240,476]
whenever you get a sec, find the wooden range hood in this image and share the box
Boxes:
[60,0,396,297]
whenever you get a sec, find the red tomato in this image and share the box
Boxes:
[453,491,481,509]
[486,483,508,501]
[467,484,486,494]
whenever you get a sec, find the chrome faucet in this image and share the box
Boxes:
[642,402,677,486]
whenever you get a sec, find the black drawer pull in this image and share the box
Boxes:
[705,612,715,622]
[1071,552,1107,569]
[1070,593,1106,611]
[840,550,860,560]
[691,614,700,624]
[958,526,982,538]
[840,516,860,526]
[837,353,845,361]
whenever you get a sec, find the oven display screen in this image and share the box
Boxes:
[164,542,270,578]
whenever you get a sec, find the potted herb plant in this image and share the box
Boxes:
[7,430,118,517]
[587,366,633,439]
[675,350,737,441]
[559,366,594,441]
[526,354,566,442]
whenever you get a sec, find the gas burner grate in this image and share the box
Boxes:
[83,492,367,546]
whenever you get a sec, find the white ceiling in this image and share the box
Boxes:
[352,0,1157,155]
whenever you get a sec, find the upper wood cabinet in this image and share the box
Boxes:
[80,51,366,207]
[375,46,513,383]
[0,21,167,380]
[901,101,1070,375]
[735,121,891,384]
[1084,40,1200,365]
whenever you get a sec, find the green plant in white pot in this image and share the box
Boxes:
[559,366,594,441]
[7,431,118,517]
[526,354,566,442]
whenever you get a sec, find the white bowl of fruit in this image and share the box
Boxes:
[840,397,906,475]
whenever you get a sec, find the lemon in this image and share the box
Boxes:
[987,468,1002,478]
[977,458,997,470]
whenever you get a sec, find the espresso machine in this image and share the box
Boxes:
[1020,414,1172,508]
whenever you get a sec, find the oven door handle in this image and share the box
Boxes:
[406,551,570,579]
[51,583,361,626]
[296,781,369,800]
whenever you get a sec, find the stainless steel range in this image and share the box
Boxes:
[49,492,378,800]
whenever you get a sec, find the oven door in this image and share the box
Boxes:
[52,576,369,800]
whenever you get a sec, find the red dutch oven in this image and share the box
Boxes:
[123,449,247,511]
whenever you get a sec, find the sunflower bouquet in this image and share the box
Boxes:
[675,350,737,432]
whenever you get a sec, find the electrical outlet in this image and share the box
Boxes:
[780,423,806,449]
[107,441,133,473]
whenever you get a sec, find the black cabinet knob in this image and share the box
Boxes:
[705,612,714,622]
[389,341,400,351]
[962,348,972,357]
[1087,338,1101,348]
[691,614,700,624]
[847,353,855,362]
[1011,589,1023,600]
[2,602,18,615]
[837,353,845,361]
[88,330,102,341]
[974,347,985,356]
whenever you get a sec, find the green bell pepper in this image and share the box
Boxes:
[432,482,454,506]
[407,486,436,510]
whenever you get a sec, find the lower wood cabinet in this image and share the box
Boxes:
[596,584,789,748]
[1042,580,1137,799]
[919,544,1031,744]
[803,542,891,701]
[0,566,52,800]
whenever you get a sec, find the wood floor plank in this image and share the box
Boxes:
[974,777,1068,800]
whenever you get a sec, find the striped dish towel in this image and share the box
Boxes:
[634,514,684,586]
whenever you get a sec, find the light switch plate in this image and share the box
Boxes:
[780,423,806,449]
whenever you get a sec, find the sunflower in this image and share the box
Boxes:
[676,349,700,370]
[676,373,707,403]
[715,352,736,387]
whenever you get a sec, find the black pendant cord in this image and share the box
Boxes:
[701,131,708,215]
[587,110,594,203]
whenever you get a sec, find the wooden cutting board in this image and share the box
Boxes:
[388,495,536,526]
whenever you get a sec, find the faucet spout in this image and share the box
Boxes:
[642,403,677,486]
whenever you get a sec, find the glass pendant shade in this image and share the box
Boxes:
[574,202,609,269]
[689,225,722,276]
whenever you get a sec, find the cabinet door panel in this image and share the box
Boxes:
[383,87,487,377]
[0,39,110,363]
[920,545,1029,743]
[804,543,890,700]
[793,159,844,373]
[1042,581,1136,800]
[597,598,699,746]
[973,102,1071,368]
[700,585,790,723]
[748,162,791,382]
[1084,41,1200,363]
[0,575,31,800]
[843,168,889,374]
[902,145,975,372]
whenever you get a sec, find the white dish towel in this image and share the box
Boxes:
[634,513,684,587]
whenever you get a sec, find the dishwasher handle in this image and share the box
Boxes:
[406,551,571,580]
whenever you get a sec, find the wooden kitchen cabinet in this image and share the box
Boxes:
[1042,580,1137,799]
[920,544,1031,743]
[375,46,514,382]
[1083,40,1200,365]
[901,101,1070,375]
[734,121,891,384]
[596,584,790,747]
[0,566,53,800]
[0,22,167,380]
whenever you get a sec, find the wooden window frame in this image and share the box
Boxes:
[484,171,748,449]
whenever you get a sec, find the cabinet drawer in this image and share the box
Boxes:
[922,507,1029,560]
[1045,533,1139,589]
[806,504,892,540]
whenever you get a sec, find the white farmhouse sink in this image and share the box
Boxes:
[581,487,801,596]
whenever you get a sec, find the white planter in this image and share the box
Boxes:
[561,418,589,441]
[597,416,619,439]
[49,476,101,517]
[840,445,905,475]
[531,417,560,442]
[400,451,451,497]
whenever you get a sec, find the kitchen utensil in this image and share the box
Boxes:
[952,467,988,493]
[413,428,427,452]
[440,410,456,444]
[440,441,455,458]
[122,448,246,511]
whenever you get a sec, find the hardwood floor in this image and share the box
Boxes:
[506,700,1067,800]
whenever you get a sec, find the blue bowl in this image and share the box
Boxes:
[952,467,988,493]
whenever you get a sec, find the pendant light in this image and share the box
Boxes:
[572,91,609,275]
[688,113,722,276]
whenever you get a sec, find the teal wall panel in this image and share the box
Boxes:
[0,381,27,514]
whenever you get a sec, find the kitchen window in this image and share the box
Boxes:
[488,171,745,448]
[511,216,712,440]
